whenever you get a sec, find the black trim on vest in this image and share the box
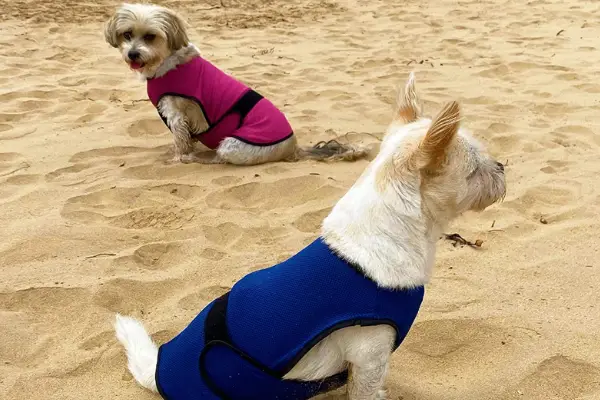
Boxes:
[199,340,348,400]
[230,132,294,147]
[156,92,212,129]
[279,318,403,375]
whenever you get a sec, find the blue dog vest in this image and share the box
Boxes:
[156,238,424,400]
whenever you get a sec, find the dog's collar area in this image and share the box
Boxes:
[322,239,380,285]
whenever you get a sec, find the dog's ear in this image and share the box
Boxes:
[415,101,460,170]
[161,8,190,51]
[395,72,422,124]
[104,13,120,48]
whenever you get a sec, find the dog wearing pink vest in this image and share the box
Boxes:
[104,3,367,165]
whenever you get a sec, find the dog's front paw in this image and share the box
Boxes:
[179,153,201,164]
[165,154,200,164]
[375,389,387,400]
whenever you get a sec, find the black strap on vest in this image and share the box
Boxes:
[228,89,263,127]
[155,89,264,135]
[201,292,348,399]
[204,293,231,344]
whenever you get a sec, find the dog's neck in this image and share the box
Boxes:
[145,43,201,79]
[322,162,445,289]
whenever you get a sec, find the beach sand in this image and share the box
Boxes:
[1,0,600,399]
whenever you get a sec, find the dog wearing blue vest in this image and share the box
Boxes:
[114,72,507,399]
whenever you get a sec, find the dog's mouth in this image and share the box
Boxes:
[129,61,145,70]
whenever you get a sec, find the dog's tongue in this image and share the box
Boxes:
[130,62,143,70]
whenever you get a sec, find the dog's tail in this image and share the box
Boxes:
[114,314,159,393]
[291,139,369,162]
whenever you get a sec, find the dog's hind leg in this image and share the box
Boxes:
[114,314,159,392]
[343,325,395,400]
[347,361,389,400]
[216,136,297,165]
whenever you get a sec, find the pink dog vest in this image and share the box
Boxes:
[147,57,293,150]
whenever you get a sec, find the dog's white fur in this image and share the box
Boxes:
[104,3,365,165]
[114,73,506,399]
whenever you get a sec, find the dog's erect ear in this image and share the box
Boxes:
[415,101,460,170]
[395,72,422,124]
[104,13,120,48]
[161,8,190,51]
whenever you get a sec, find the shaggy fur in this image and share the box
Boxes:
[104,3,366,165]
[114,72,506,399]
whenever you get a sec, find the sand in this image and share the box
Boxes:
[1,0,600,399]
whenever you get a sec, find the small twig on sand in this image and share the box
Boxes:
[0,162,30,177]
[85,253,117,259]
[443,233,483,248]
[220,0,230,27]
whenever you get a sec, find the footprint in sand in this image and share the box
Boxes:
[262,165,290,175]
[540,160,570,174]
[502,179,582,215]
[503,355,600,399]
[293,207,332,233]
[550,125,600,149]
[0,173,41,202]
[203,222,243,246]
[62,185,200,230]
[69,145,168,163]
[126,118,169,137]
[202,221,290,248]
[79,330,115,351]
[200,247,227,261]
[0,152,30,178]
[404,318,539,372]
[112,242,183,271]
[123,161,209,181]
[177,285,231,310]
[46,145,170,186]
[93,278,183,314]
[0,124,36,140]
[212,175,243,186]
[236,225,289,248]
[205,175,343,211]
[0,286,92,367]
[423,276,483,313]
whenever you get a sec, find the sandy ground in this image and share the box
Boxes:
[1,0,600,399]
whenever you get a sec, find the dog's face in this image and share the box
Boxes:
[104,3,189,77]
[375,73,506,223]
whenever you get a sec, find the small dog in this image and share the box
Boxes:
[104,3,366,165]
[114,73,506,399]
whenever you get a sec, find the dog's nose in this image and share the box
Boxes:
[128,50,141,61]
[496,161,504,172]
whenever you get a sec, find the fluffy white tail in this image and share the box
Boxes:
[114,314,159,392]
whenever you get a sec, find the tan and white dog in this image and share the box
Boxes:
[103,3,366,165]
[114,73,506,399]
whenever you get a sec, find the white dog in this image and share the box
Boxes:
[114,73,506,399]
[104,3,366,165]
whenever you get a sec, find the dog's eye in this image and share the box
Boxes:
[123,31,132,41]
[144,34,156,42]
